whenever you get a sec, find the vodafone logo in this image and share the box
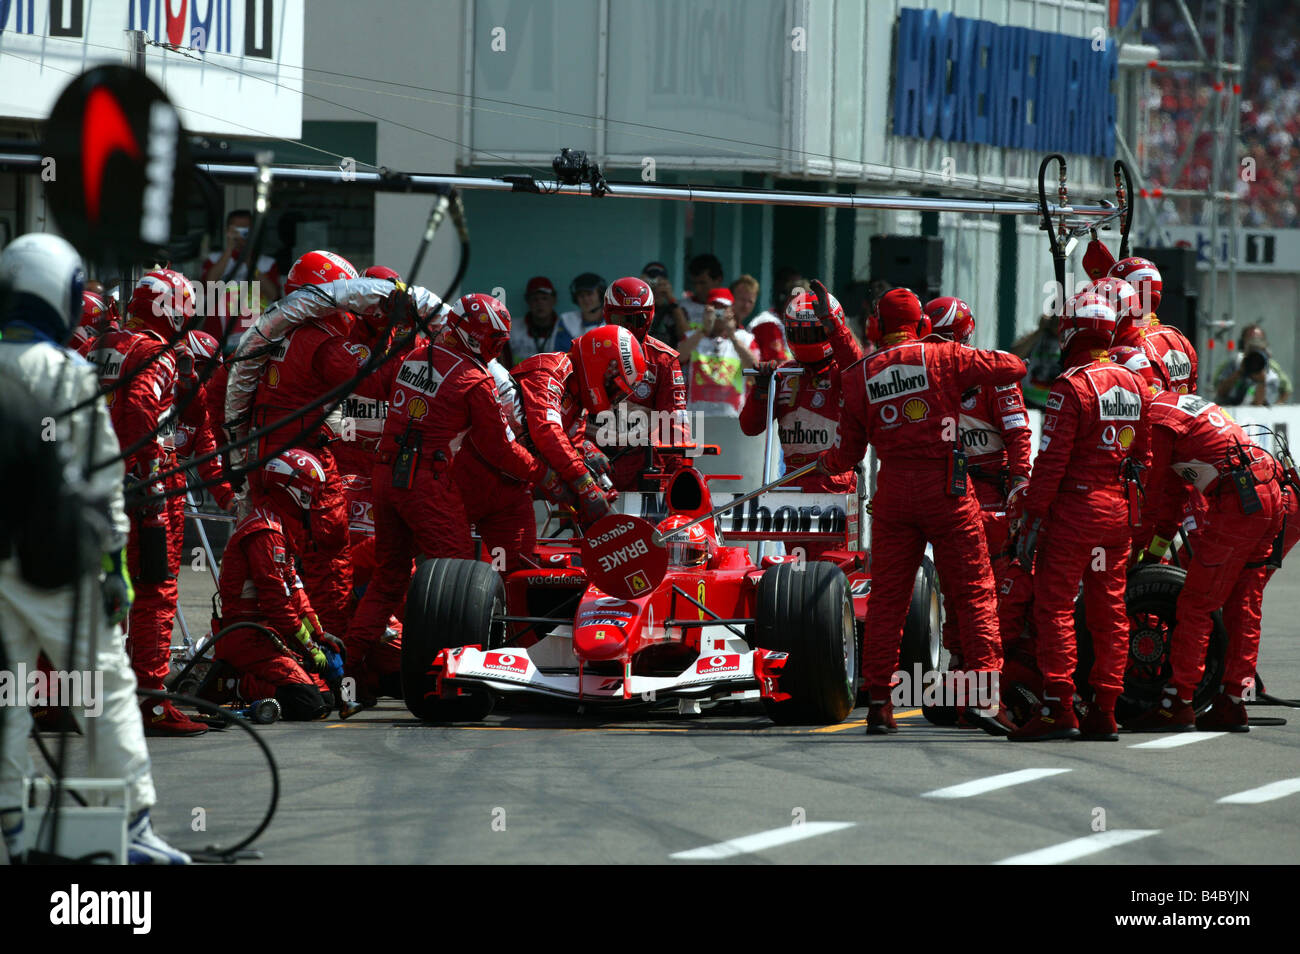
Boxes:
[695,653,741,675]
[483,652,529,675]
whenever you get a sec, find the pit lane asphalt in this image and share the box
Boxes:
[55,561,1300,864]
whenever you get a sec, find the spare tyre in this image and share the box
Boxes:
[1075,563,1227,722]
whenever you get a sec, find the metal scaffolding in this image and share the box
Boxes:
[1115,0,1247,365]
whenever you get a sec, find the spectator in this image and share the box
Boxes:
[557,272,606,344]
[642,261,686,348]
[1144,1,1300,227]
[200,209,282,347]
[1214,324,1294,406]
[734,273,789,362]
[502,276,566,366]
[678,288,758,416]
[678,253,725,329]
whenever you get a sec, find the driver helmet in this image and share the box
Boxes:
[657,514,715,568]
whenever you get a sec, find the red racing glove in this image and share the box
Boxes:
[571,473,614,526]
[581,440,614,488]
[809,279,840,332]
[753,360,781,396]
[537,469,577,507]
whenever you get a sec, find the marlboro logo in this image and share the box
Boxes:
[1162,349,1192,380]
[397,359,444,395]
[865,364,928,403]
[1097,385,1141,421]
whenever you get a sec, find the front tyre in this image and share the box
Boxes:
[756,562,856,725]
[401,558,505,722]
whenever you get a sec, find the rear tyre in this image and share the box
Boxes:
[898,559,952,727]
[756,562,856,725]
[402,558,506,722]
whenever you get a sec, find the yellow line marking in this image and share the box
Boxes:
[809,708,922,733]
[328,711,929,734]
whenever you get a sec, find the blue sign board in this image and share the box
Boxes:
[892,9,1117,157]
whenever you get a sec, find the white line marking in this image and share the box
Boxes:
[921,768,1071,799]
[1129,732,1226,749]
[1218,778,1300,804]
[671,822,855,860]
[994,830,1160,865]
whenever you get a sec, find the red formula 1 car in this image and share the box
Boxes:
[399,450,942,726]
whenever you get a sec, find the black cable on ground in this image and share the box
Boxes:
[136,687,280,864]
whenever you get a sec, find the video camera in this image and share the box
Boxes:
[552,148,609,197]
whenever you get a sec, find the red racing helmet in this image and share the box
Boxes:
[447,293,511,362]
[1060,291,1117,352]
[656,514,714,568]
[1109,257,1162,315]
[570,325,646,415]
[126,269,197,338]
[1111,344,1161,395]
[184,329,222,374]
[81,290,116,331]
[875,288,926,339]
[923,297,975,345]
[363,265,402,283]
[782,290,841,364]
[1087,277,1142,343]
[602,276,655,342]
[284,250,359,295]
[260,450,328,512]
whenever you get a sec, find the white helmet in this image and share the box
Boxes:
[0,234,86,344]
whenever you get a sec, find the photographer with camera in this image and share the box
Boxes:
[677,287,758,417]
[1214,324,1293,406]
[200,209,282,341]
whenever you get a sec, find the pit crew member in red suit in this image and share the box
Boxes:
[70,289,119,353]
[740,280,863,561]
[588,276,689,491]
[208,451,343,720]
[816,288,1027,735]
[453,325,647,566]
[1109,257,1198,394]
[345,294,547,688]
[89,270,206,736]
[921,296,1031,666]
[1010,292,1152,742]
[224,251,445,633]
[1126,388,1283,733]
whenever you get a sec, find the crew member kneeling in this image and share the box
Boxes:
[207,451,345,721]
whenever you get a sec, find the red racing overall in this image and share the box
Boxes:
[740,317,863,560]
[820,338,1026,699]
[1023,355,1152,713]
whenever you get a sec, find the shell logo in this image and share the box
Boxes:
[1117,425,1135,450]
[407,397,429,420]
[268,366,281,388]
[902,397,929,422]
